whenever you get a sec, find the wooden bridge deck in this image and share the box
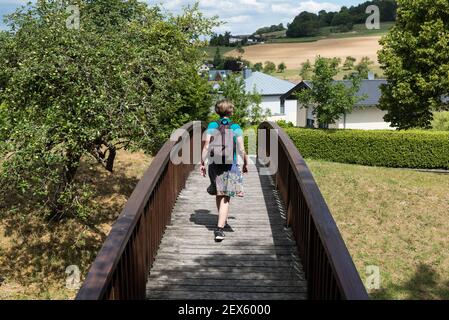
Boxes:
[146,160,307,300]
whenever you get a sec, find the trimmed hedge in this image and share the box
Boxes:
[285,128,449,169]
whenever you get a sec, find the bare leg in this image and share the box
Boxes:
[215,196,220,211]
[216,195,230,228]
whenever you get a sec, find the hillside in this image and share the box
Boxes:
[203,46,235,60]
[226,35,382,70]
[260,22,393,43]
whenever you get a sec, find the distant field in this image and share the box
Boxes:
[267,69,303,83]
[204,22,394,63]
[226,36,382,70]
[257,30,286,39]
[202,46,236,60]
[264,22,393,43]
[269,64,385,82]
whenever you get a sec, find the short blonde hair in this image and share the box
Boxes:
[215,99,234,117]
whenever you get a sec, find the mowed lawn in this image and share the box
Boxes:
[306,159,449,299]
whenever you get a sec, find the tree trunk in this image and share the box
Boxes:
[47,151,82,221]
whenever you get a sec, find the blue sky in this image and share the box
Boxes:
[0,0,368,34]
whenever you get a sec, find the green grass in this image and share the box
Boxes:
[269,65,385,82]
[256,30,286,39]
[267,69,303,82]
[202,46,237,60]
[267,36,324,44]
[267,22,394,44]
[307,159,449,299]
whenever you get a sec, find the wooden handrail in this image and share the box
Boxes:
[76,121,206,300]
[76,120,367,300]
[258,122,368,300]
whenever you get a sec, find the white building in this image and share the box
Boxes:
[229,37,241,44]
[280,79,392,129]
[213,69,393,130]
[243,70,299,124]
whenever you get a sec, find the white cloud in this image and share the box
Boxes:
[1,1,31,4]
[227,15,252,24]
[239,0,268,12]
[162,0,184,10]
[197,0,344,34]
[272,1,340,15]
[1,0,347,35]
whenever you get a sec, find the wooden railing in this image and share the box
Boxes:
[258,122,368,300]
[76,120,367,300]
[76,121,205,300]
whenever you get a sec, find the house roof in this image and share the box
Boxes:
[244,71,296,96]
[282,79,388,106]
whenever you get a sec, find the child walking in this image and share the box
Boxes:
[200,99,248,242]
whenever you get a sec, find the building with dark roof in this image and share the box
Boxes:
[243,69,299,125]
[212,68,394,129]
[280,79,392,129]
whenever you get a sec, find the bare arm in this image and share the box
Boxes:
[236,135,249,173]
[200,134,211,177]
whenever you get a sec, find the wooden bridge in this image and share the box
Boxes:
[76,122,368,300]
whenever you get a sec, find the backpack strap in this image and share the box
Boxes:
[217,119,233,126]
[211,119,237,164]
[220,119,236,163]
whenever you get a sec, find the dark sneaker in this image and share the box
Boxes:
[214,228,225,241]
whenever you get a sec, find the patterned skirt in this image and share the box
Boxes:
[207,163,244,197]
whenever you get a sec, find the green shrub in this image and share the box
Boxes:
[275,120,294,128]
[285,128,449,169]
[431,112,449,131]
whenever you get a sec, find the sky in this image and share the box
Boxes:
[0,0,368,34]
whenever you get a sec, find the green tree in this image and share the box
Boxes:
[378,0,449,129]
[213,47,222,67]
[218,74,266,126]
[296,56,364,125]
[355,56,374,78]
[277,62,287,73]
[318,10,333,27]
[299,59,313,80]
[275,120,294,128]
[255,23,285,35]
[343,56,356,70]
[224,31,231,46]
[286,11,320,37]
[331,10,354,32]
[0,0,217,219]
[252,62,263,72]
[248,92,270,125]
[263,61,276,73]
[431,111,449,131]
